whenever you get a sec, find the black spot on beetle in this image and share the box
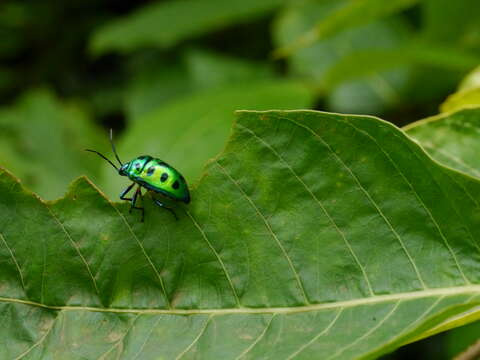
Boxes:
[172,180,179,189]
[161,173,169,182]
[135,163,141,170]
[147,167,155,176]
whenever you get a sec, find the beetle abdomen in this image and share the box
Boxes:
[126,157,190,203]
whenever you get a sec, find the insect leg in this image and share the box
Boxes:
[129,188,138,213]
[153,199,178,220]
[130,187,145,222]
[120,183,136,201]
[138,188,145,222]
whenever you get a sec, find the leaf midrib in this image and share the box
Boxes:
[1,285,478,315]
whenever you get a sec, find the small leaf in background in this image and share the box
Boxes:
[274,0,419,57]
[89,0,290,56]
[441,90,480,114]
[274,0,411,114]
[125,59,192,121]
[0,89,106,199]
[99,80,314,199]
[406,0,480,108]
[1,110,480,358]
[125,49,275,121]
[184,49,275,91]
[422,0,480,48]
[322,43,480,91]
[441,66,480,113]
[457,65,480,92]
[404,108,480,179]
[405,63,480,179]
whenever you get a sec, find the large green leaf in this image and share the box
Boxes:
[402,107,480,345]
[89,0,289,56]
[100,80,314,199]
[405,107,480,179]
[1,110,480,359]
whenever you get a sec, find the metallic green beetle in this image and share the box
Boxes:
[86,130,190,221]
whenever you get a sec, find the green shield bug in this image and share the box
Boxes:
[86,130,190,221]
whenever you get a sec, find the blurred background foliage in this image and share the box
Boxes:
[0,0,480,357]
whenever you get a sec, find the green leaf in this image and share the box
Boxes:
[440,66,480,113]
[89,0,289,56]
[184,49,275,92]
[0,89,106,200]
[274,0,419,57]
[101,80,314,199]
[1,110,480,358]
[422,0,480,47]
[402,107,480,346]
[273,0,411,114]
[441,89,480,114]
[405,107,480,179]
[125,61,192,121]
[458,65,480,92]
[322,43,480,90]
[125,49,275,121]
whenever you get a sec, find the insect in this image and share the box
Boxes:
[86,130,190,221]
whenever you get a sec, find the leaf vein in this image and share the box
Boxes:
[0,231,25,292]
[344,120,473,284]
[175,314,213,360]
[391,130,474,282]
[421,142,480,178]
[46,207,100,295]
[365,295,445,358]
[110,203,171,308]
[215,161,310,305]
[0,285,478,315]
[185,210,242,307]
[277,115,427,289]
[97,314,140,360]
[326,300,401,360]
[14,311,62,360]
[238,123,374,296]
[131,316,163,360]
[235,314,276,360]
[446,175,480,256]
[287,307,344,359]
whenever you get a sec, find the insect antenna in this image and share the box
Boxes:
[109,129,123,166]
[85,149,119,171]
